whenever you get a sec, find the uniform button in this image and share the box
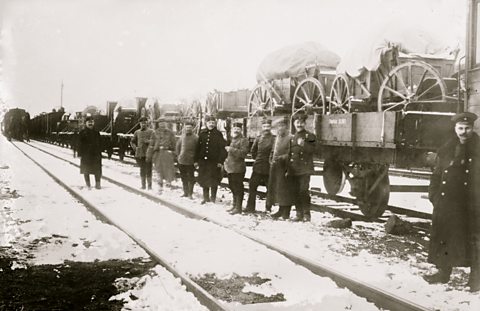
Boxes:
[465,182,468,186]
[442,181,446,184]
[469,158,472,162]
[441,192,445,196]
[466,169,469,173]
[444,170,448,173]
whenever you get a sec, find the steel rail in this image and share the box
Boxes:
[31,139,433,221]
[20,141,431,311]
[12,141,231,311]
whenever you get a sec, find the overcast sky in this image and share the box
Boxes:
[0,0,467,115]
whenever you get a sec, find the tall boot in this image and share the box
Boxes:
[230,195,243,215]
[141,176,146,190]
[147,176,152,190]
[188,182,194,199]
[271,206,284,219]
[201,187,210,204]
[303,204,311,222]
[293,205,304,222]
[181,182,188,197]
[210,186,217,203]
[84,174,91,188]
[227,196,237,213]
[282,206,291,220]
[423,267,452,284]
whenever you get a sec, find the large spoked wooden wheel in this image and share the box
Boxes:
[323,158,346,195]
[248,84,273,117]
[358,166,390,218]
[292,77,326,116]
[329,74,351,114]
[378,60,447,111]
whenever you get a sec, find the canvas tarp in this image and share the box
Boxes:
[336,26,456,78]
[256,42,340,82]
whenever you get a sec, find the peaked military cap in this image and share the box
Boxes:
[451,112,478,124]
[232,121,243,128]
[138,117,147,122]
[292,111,307,121]
[205,115,216,122]
[154,117,166,123]
[261,117,272,125]
[85,115,94,122]
[272,117,288,127]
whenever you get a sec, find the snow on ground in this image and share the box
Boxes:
[27,141,480,310]
[0,138,208,311]
[20,141,379,310]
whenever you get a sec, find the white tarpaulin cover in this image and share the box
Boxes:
[256,42,340,82]
[337,26,456,78]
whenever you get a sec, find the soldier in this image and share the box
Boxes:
[131,117,154,190]
[244,118,275,213]
[269,118,294,219]
[78,115,102,189]
[224,121,250,215]
[176,121,198,199]
[194,115,227,204]
[424,112,480,292]
[267,119,294,220]
[287,112,316,222]
[147,117,176,194]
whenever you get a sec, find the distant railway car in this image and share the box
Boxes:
[2,108,30,141]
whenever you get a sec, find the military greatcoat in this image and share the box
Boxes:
[78,127,102,175]
[195,128,227,187]
[428,133,480,267]
[268,133,294,206]
[287,129,316,176]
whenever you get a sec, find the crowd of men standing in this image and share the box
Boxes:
[77,110,479,291]
[128,112,317,222]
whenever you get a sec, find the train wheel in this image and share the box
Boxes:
[378,60,447,111]
[329,74,351,114]
[292,77,326,116]
[248,84,273,118]
[358,166,390,218]
[323,158,346,195]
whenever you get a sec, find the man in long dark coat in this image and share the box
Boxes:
[78,116,102,189]
[245,118,275,213]
[194,115,227,204]
[268,118,294,220]
[425,112,480,292]
[287,112,316,222]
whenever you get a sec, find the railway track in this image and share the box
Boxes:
[17,140,433,311]
[12,141,229,311]
[34,139,433,224]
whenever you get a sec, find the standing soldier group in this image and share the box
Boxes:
[129,112,316,222]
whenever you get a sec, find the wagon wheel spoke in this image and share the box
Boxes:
[313,93,323,106]
[408,64,413,93]
[416,81,441,100]
[415,69,429,96]
[296,96,309,105]
[394,70,409,94]
[301,85,311,103]
[384,86,408,100]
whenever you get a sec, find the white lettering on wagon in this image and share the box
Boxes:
[328,119,346,125]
